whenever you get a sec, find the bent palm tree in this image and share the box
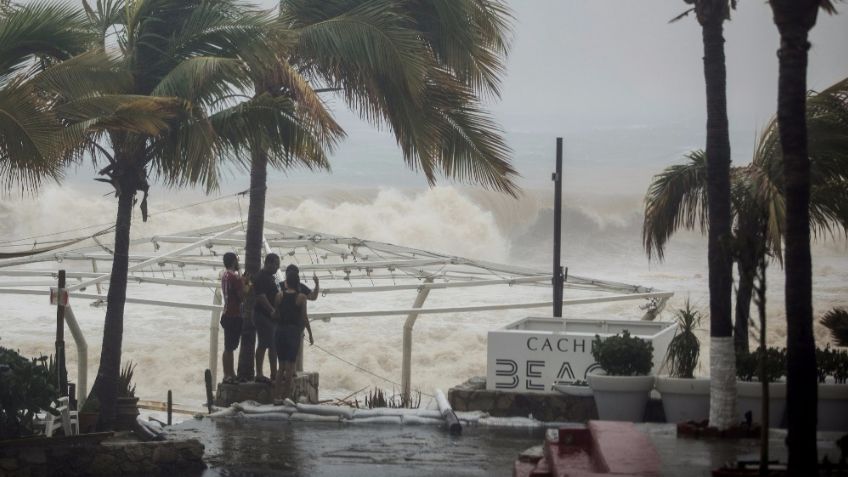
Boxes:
[768,0,840,470]
[235,0,518,377]
[75,0,336,429]
[0,1,91,191]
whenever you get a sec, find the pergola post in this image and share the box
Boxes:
[63,305,88,409]
[209,288,222,385]
[401,277,434,404]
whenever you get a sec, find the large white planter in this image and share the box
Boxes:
[588,374,655,422]
[655,376,710,423]
[487,316,677,393]
[553,383,594,398]
[736,381,786,428]
[818,383,848,431]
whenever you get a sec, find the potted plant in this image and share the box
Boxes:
[115,361,140,430]
[78,395,100,434]
[655,301,710,423]
[587,330,655,422]
[816,346,848,431]
[735,347,786,427]
[553,379,593,398]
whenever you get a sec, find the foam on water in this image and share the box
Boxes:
[1,184,846,406]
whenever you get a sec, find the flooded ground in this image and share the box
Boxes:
[171,417,545,477]
[169,418,847,476]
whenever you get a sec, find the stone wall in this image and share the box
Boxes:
[449,377,665,422]
[0,436,204,477]
[215,372,319,407]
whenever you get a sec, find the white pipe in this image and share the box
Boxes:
[402,278,433,404]
[209,288,222,386]
[0,288,674,318]
[64,306,87,409]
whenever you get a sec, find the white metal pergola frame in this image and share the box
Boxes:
[0,222,672,405]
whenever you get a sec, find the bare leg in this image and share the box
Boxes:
[255,347,266,378]
[269,349,278,380]
[273,361,285,400]
[282,362,297,400]
[222,350,234,379]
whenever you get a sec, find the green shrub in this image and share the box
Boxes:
[736,347,786,382]
[664,301,701,378]
[0,346,60,439]
[591,330,654,376]
[819,347,848,384]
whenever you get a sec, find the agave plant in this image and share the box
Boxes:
[665,301,702,379]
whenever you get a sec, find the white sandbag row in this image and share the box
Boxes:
[209,400,568,430]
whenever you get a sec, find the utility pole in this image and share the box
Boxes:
[553,138,564,317]
[55,270,68,396]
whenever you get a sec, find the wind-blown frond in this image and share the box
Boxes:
[643,150,708,260]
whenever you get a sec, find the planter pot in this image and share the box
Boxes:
[115,397,140,431]
[818,383,848,431]
[588,374,654,422]
[552,383,593,398]
[656,376,710,424]
[736,381,786,428]
[77,412,99,434]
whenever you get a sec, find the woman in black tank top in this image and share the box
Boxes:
[273,267,314,401]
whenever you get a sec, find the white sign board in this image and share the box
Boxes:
[486,316,677,393]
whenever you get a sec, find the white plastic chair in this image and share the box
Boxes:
[39,396,79,436]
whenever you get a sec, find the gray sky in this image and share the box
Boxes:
[489,1,848,133]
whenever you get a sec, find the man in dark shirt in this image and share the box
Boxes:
[220,252,244,384]
[253,253,280,382]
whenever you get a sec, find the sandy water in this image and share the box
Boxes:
[1,184,846,407]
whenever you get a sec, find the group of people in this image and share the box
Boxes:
[218,252,317,401]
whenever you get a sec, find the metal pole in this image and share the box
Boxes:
[55,270,68,395]
[553,138,564,317]
[167,390,173,426]
[401,277,434,404]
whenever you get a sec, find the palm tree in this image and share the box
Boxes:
[0,1,92,191]
[235,0,518,378]
[74,0,336,429]
[644,77,848,353]
[767,0,839,470]
[672,0,737,430]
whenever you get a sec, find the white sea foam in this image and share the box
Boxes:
[1,184,846,407]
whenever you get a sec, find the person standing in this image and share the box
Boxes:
[283,264,319,301]
[274,266,314,401]
[220,252,244,384]
[253,253,280,383]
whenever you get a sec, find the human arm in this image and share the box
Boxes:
[307,273,319,301]
[298,294,313,345]
[257,294,275,315]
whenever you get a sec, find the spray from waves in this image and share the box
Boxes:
[1,184,847,402]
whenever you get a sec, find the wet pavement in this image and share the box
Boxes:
[169,418,847,476]
[170,417,546,476]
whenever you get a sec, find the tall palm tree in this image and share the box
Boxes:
[767,0,839,470]
[235,0,518,378]
[0,1,92,191]
[74,0,336,429]
[673,0,737,430]
[643,77,848,354]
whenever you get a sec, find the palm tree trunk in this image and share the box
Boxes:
[236,148,269,380]
[771,4,819,468]
[735,249,755,354]
[701,18,736,431]
[90,172,136,431]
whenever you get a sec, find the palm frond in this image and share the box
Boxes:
[642,150,708,260]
